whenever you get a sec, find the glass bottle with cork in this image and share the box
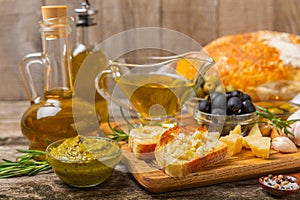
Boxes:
[19,5,100,151]
[71,0,108,122]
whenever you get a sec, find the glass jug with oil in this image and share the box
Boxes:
[19,6,100,151]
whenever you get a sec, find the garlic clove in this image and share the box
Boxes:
[271,136,298,153]
[288,109,300,121]
[288,121,300,146]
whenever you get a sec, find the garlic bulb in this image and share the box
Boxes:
[288,122,300,146]
[271,136,298,153]
[287,110,300,146]
[288,109,300,121]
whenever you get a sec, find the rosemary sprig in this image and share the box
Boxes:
[107,107,135,141]
[0,149,51,178]
[256,105,300,137]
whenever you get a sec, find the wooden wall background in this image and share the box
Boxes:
[1,0,300,101]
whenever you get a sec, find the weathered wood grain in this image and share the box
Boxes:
[1,100,299,199]
[218,0,274,36]
[274,0,300,34]
[0,101,27,137]
[162,0,219,46]
[0,0,43,101]
[121,143,300,193]
[2,0,300,100]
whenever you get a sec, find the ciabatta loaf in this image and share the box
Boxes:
[205,31,300,101]
[154,126,227,178]
[128,126,168,159]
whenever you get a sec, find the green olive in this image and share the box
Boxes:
[203,81,216,94]
[204,76,219,85]
[225,85,237,92]
[196,87,205,98]
[215,84,225,93]
[259,124,272,137]
[268,108,284,115]
[279,103,298,113]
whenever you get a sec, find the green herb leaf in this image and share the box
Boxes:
[106,106,138,142]
[0,149,51,178]
[256,105,300,137]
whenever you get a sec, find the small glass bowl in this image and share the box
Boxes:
[46,136,122,188]
[194,104,258,136]
[255,101,300,120]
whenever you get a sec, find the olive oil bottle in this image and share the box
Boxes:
[20,6,100,151]
[71,1,108,122]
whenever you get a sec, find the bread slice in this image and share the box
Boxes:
[154,126,227,178]
[128,126,168,159]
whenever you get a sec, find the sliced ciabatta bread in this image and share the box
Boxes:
[128,126,169,159]
[154,125,227,178]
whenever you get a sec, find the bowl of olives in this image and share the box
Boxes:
[194,90,258,136]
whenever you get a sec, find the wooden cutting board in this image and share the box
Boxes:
[120,144,300,193]
[101,118,300,193]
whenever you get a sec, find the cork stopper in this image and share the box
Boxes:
[41,5,67,20]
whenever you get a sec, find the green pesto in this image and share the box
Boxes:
[49,135,119,161]
[47,136,121,187]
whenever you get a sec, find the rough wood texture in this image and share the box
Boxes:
[121,144,300,193]
[0,0,43,101]
[2,0,300,100]
[1,101,300,199]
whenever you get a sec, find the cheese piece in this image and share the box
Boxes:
[243,124,262,148]
[220,133,243,157]
[247,123,262,137]
[229,125,242,135]
[243,136,271,159]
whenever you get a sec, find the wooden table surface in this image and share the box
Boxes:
[0,101,299,200]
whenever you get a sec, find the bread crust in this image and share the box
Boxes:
[155,125,227,178]
[128,126,168,159]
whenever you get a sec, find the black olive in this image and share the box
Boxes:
[242,93,252,101]
[231,90,244,99]
[212,108,226,115]
[227,96,242,113]
[198,100,211,113]
[211,93,226,110]
[242,100,256,113]
[225,92,233,101]
[210,91,223,102]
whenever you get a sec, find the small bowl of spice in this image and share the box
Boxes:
[259,174,300,196]
[46,135,122,188]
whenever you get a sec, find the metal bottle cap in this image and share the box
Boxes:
[74,0,98,26]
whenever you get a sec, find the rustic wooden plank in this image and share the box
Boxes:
[101,116,300,193]
[101,0,160,40]
[0,101,27,137]
[273,0,300,34]
[0,0,43,100]
[3,0,300,101]
[218,0,274,37]
[121,143,300,193]
[162,0,219,46]
[1,101,299,198]
[44,0,82,16]
[99,0,161,61]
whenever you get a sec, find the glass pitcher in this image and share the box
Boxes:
[95,50,215,127]
[19,13,100,151]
